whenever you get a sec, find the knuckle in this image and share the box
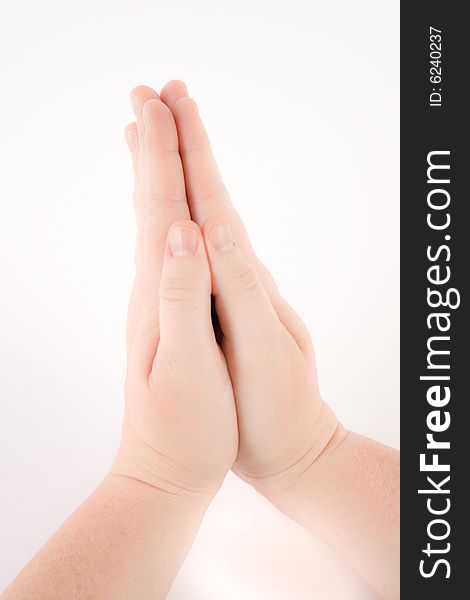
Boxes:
[138,199,159,222]
[256,259,276,285]
[160,275,204,304]
[144,184,186,205]
[154,347,182,385]
[143,244,165,269]
[135,275,159,305]
[136,189,186,223]
[189,181,228,206]
[229,263,260,294]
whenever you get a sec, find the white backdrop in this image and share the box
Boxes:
[0,1,399,598]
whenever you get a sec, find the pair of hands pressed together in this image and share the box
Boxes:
[1,81,399,600]
[117,80,338,503]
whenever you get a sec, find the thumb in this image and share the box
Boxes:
[158,220,214,357]
[202,217,279,346]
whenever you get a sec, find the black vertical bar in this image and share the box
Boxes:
[401,2,468,597]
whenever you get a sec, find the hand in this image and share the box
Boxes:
[114,88,238,498]
[0,82,398,600]
[201,216,340,495]
[159,83,399,600]
[158,81,341,497]
[0,88,240,600]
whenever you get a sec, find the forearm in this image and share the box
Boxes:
[1,473,210,600]
[265,428,400,600]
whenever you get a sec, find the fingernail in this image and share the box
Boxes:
[210,221,233,252]
[170,227,198,257]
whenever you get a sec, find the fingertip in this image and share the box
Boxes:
[124,122,138,154]
[172,97,207,154]
[142,98,173,128]
[142,97,160,118]
[130,85,160,115]
[172,95,199,118]
[160,80,189,109]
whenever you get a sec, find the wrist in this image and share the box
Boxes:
[111,425,224,506]
[236,401,344,500]
[267,421,349,502]
[99,468,214,549]
[102,471,212,519]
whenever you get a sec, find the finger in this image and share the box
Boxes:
[128,100,191,375]
[157,221,215,364]
[171,97,257,255]
[124,122,141,245]
[129,86,160,220]
[202,217,280,346]
[124,122,139,178]
[203,217,311,353]
[141,98,190,259]
[171,97,281,298]
[130,85,160,145]
[172,97,311,350]
[130,221,210,379]
[124,122,140,354]
[160,79,188,110]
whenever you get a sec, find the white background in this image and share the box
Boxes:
[0,1,399,598]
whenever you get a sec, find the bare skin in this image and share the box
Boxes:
[0,81,399,600]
